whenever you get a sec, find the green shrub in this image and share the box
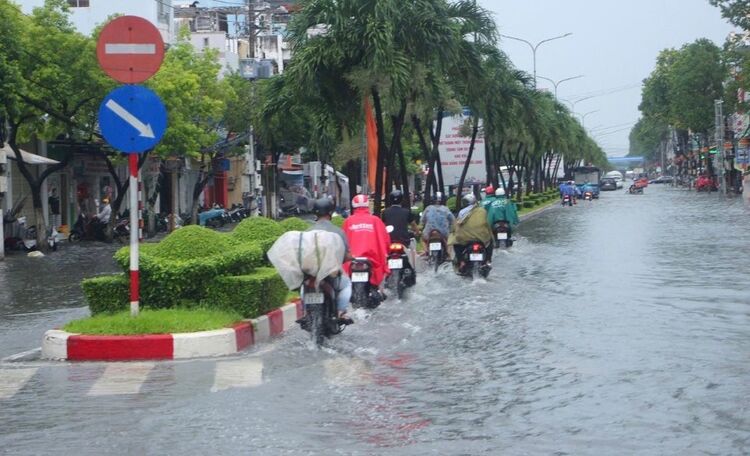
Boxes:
[82,274,130,315]
[204,268,288,318]
[231,217,285,251]
[279,217,311,232]
[113,243,264,309]
[152,225,232,260]
[331,215,345,228]
[523,201,534,208]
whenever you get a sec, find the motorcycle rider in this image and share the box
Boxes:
[581,181,595,198]
[480,185,496,207]
[420,192,455,254]
[486,187,519,236]
[91,197,112,237]
[381,190,419,284]
[343,194,391,296]
[450,193,494,269]
[308,197,353,321]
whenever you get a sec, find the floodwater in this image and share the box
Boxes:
[1,185,749,455]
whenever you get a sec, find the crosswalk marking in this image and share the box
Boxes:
[87,362,155,396]
[211,359,263,392]
[0,368,38,399]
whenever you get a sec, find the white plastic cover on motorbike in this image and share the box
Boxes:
[267,230,345,290]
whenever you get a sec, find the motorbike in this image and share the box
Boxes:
[562,194,573,206]
[426,230,447,272]
[456,241,491,278]
[350,257,384,309]
[385,240,416,300]
[583,191,593,201]
[492,221,513,248]
[228,204,248,223]
[199,206,228,228]
[628,185,644,195]
[297,276,351,346]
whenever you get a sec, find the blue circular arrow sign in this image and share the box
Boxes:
[98,85,167,153]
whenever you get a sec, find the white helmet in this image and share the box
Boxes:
[495,188,505,196]
[461,193,476,206]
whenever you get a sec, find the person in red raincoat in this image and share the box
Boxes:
[343,194,391,287]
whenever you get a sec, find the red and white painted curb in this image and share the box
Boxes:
[41,301,303,362]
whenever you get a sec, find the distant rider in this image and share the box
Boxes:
[450,193,494,268]
[420,192,455,253]
[343,194,391,292]
[381,190,419,245]
[308,198,353,321]
[381,190,419,283]
[486,187,519,234]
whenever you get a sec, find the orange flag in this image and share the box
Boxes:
[364,97,378,193]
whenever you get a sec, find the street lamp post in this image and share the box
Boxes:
[500,32,573,88]
[536,74,583,99]
[576,110,599,129]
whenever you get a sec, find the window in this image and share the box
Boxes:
[67,0,89,7]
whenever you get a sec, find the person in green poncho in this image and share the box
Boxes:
[485,187,519,247]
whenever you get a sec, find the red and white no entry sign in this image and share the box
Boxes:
[96,15,165,84]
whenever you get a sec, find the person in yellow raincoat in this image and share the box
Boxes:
[448,193,494,267]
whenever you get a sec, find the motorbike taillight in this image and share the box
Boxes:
[389,243,405,253]
[472,244,481,252]
[351,261,369,271]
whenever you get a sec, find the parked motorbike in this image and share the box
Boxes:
[562,194,573,206]
[350,257,383,309]
[426,230,447,272]
[228,204,248,223]
[456,241,491,278]
[297,276,352,346]
[385,241,416,300]
[492,221,513,248]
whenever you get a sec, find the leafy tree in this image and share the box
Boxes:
[0,0,111,249]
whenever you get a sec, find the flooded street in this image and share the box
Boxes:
[2,186,750,454]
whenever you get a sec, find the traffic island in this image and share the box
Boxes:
[41,300,303,361]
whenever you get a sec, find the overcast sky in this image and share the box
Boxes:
[483,0,736,156]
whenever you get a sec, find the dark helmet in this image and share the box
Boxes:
[389,190,403,205]
[312,197,335,217]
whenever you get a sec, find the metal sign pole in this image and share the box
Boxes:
[129,153,140,316]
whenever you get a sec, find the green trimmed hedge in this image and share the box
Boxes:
[279,217,311,232]
[113,226,265,310]
[231,217,285,252]
[204,268,287,318]
[523,201,535,208]
[331,215,345,228]
[82,274,129,315]
[153,225,231,260]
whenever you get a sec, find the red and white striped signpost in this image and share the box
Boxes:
[96,17,167,316]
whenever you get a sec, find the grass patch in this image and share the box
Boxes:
[518,197,557,216]
[64,308,243,335]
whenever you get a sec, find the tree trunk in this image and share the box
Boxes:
[7,128,72,250]
[455,116,480,212]
[430,108,446,195]
[412,115,435,203]
[371,88,388,215]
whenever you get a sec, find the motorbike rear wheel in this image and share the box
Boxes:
[68,232,81,243]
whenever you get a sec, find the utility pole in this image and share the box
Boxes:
[715,99,726,195]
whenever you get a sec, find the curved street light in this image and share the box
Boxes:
[536,74,584,99]
[576,109,599,129]
[499,32,573,88]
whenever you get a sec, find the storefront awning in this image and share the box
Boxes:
[1,144,60,165]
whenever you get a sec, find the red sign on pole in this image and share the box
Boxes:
[96,16,165,84]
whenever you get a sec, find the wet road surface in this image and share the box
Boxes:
[1,186,750,455]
